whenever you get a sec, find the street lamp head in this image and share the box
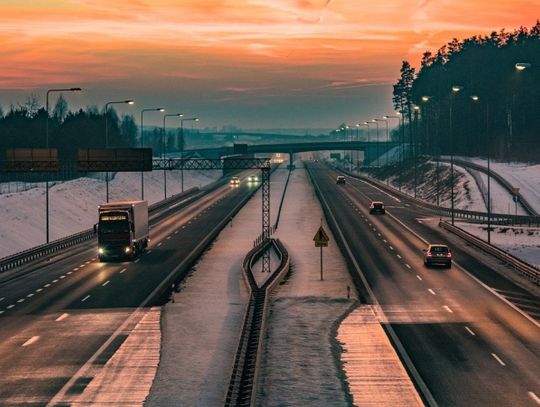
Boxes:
[421,96,430,102]
[363,121,369,125]
[178,113,184,117]
[413,105,420,111]
[126,100,135,105]
[471,95,479,101]
[451,85,463,92]
[371,119,377,123]
[194,118,200,122]
[158,108,165,112]
[355,123,360,127]
[70,87,82,92]
[515,62,531,71]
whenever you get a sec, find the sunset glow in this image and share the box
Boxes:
[1,0,538,127]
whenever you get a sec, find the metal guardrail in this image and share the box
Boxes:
[440,158,539,216]
[439,221,540,285]
[0,187,200,274]
[345,170,540,227]
[225,238,289,407]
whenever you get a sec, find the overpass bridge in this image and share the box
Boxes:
[186,141,400,166]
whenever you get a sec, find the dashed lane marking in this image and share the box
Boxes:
[22,336,39,347]
[166,236,171,240]
[0,311,4,315]
[17,299,25,303]
[81,295,91,302]
[465,326,476,336]
[491,353,506,366]
[26,293,34,298]
[44,284,51,288]
[7,305,15,309]
[73,268,79,271]
[528,392,540,405]
[0,297,4,302]
[52,279,58,283]
[102,281,110,287]
[174,230,179,234]
[157,242,163,247]
[56,313,69,322]
[396,254,402,259]
[428,289,436,296]
[36,288,43,292]
[443,305,453,313]
[405,264,411,269]
[67,271,72,275]
[59,275,66,279]
[416,275,422,281]
[389,246,394,251]
[147,250,152,254]
[134,259,140,263]
[120,268,127,274]
[79,264,85,268]
[383,239,387,243]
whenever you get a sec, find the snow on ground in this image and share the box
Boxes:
[0,169,221,258]
[464,158,540,215]
[456,222,540,269]
[146,166,291,406]
[475,171,528,215]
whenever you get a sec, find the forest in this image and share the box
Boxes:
[393,21,540,162]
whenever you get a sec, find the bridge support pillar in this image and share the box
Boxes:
[287,152,295,170]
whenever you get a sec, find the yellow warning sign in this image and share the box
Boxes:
[313,226,330,247]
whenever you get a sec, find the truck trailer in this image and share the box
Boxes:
[97,200,149,261]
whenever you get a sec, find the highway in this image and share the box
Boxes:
[0,174,260,405]
[307,162,539,407]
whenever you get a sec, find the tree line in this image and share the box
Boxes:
[393,21,540,162]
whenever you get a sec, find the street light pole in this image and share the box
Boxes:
[104,99,134,202]
[140,108,165,200]
[449,85,463,225]
[180,117,199,192]
[362,122,371,167]
[163,113,183,200]
[371,119,380,167]
[413,106,420,198]
[45,87,81,244]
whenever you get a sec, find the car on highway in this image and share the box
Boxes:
[247,174,259,182]
[229,176,240,185]
[369,201,385,214]
[423,244,452,268]
[336,175,346,184]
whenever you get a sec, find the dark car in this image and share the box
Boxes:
[336,175,346,184]
[369,201,385,214]
[424,244,452,268]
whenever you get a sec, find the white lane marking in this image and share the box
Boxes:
[428,289,436,296]
[147,250,152,254]
[56,313,69,322]
[528,392,540,405]
[417,219,423,224]
[465,326,476,336]
[73,268,79,271]
[157,242,163,247]
[416,275,422,281]
[36,288,43,292]
[389,246,394,251]
[22,336,39,347]
[81,295,91,302]
[0,297,5,302]
[443,305,453,313]
[67,271,72,275]
[52,279,58,283]
[59,275,66,279]
[383,239,387,243]
[79,264,85,268]
[397,254,402,259]
[85,261,90,264]
[7,305,15,309]
[26,293,34,298]
[491,353,506,366]
[174,230,179,234]
[44,284,51,288]
[134,259,140,263]
[17,299,25,303]
[102,280,110,287]
[405,264,411,269]
[119,268,127,274]
[166,236,171,240]
[377,233,381,237]
[0,310,4,315]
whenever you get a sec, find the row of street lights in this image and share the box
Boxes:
[43,87,200,243]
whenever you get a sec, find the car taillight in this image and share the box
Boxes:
[447,252,452,258]
[427,252,432,257]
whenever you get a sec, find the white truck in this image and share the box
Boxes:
[96,200,149,261]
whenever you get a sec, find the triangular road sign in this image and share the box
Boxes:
[313,226,330,247]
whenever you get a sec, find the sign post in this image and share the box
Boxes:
[512,187,520,216]
[313,225,330,281]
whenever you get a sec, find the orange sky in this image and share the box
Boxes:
[1,0,539,128]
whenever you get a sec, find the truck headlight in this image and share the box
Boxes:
[125,247,131,253]
[98,248,104,254]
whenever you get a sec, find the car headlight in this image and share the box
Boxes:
[125,247,131,253]
[98,248,104,254]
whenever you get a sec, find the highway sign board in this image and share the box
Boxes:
[511,187,520,195]
[78,148,153,171]
[4,148,59,172]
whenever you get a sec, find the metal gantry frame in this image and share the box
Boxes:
[153,157,273,273]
